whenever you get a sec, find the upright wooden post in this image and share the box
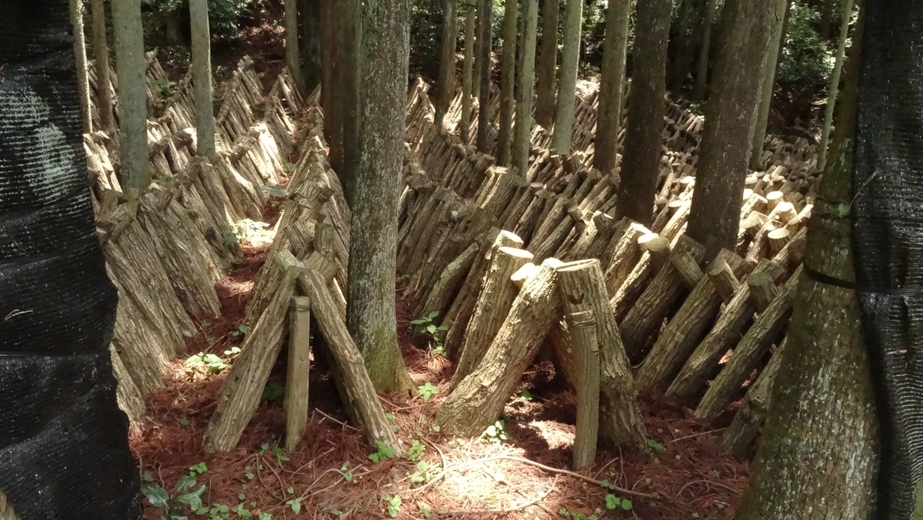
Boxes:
[569,310,600,470]
[284,296,312,451]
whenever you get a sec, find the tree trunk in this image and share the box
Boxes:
[435,0,458,129]
[495,0,518,165]
[593,0,630,177]
[816,0,855,173]
[748,0,788,170]
[667,0,695,95]
[734,12,879,516]
[513,0,539,173]
[300,0,322,91]
[347,0,414,396]
[534,0,559,129]
[685,0,774,261]
[285,0,305,95]
[615,0,671,226]
[111,0,149,196]
[461,4,476,143]
[568,310,600,470]
[91,0,114,132]
[475,0,493,153]
[339,0,361,206]
[693,0,718,100]
[70,0,92,134]
[550,0,582,154]
[190,0,216,156]
[320,0,343,176]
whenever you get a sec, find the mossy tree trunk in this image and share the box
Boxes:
[615,0,671,226]
[534,0,559,129]
[550,0,582,155]
[111,0,149,196]
[593,0,630,177]
[70,0,92,134]
[734,12,880,518]
[685,0,775,261]
[495,0,518,165]
[748,0,789,170]
[190,0,216,156]
[435,0,458,130]
[347,0,414,396]
[91,0,114,132]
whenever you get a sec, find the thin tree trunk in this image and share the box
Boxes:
[551,0,582,154]
[189,0,216,156]
[735,12,879,517]
[347,0,414,396]
[748,0,788,170]
[435,0,458,129]
[473,5,483,100]
[693,0,718,100]
[111,0,149,196]
[285,0,305,95]
[685,0,774,261]
[461,4,476,143]
[340,0,361,207]
[475,0,493,152]
[615,0,671,226]
[300,0,322,91]
[70,0,93,134]
[816,0,855,172]
[320,0,344,177]
[775,0,792,77]
[594,0,631,177]
[495,0,518,165]
[534,0,559,129]
[91,0,114,132]
[513,0,539,173]
[668,0,695,94]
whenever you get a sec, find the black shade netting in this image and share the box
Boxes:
[852,1,923,518]
[0,1,141,518]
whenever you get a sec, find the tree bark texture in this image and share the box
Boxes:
[693,0,718,100]
[594,0,631,177]
[475,0,493,152]
[534,0,559,129]
[285,0,305,95]
[91,0,114,131]
[320,0,343,175]
[748,0,789,170]
[569,310,600,470]
[550,0,583,154]
[615,0,671,226]
[435,0,458,129]
[111,0,149,194]
[300,0,322,91]
[495,0,518,165]
[190,0,216,156]
[685,0,774,261]
[734,20,880,515]
[513,0,539,174]
[347,0,414,396]
[816,0,855,173]
[70,0,93,133]
[461,4,476,143]
[339,0,361,206]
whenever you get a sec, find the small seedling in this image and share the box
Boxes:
[410,311,449,354]
[417,382,439,402]
[484,420,509,442]
[330,509,343,516]
[419,503,432,518]
[520,388,533,401]
[369,441,397,463]
[141,474,207,520]
[605,494,633,511]
[383,495,402,518]
[385,413,399,432]
[558,507,597,520]
[410,461,440,484]
[178,418,189,427]
[407,440,425,462]
[184,352,228,375]
[286,497,303,514]
[339,462,354,482]
[647,439,665,455]
[231,324,250,338]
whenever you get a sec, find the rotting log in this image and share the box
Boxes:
[695,266,802,420]
[557,259,647,449]
[620,235,706,362]
[435,258,564,437]
[569,310,600,470]
[635,249,751,393]
[722,337,788,456]
[275,251,403,453]
[666,259,786,400]
[453,247,535,388]
[284,296,312,452]
[205,268,298,453]
[443,230,524,358]
[417,242,481,319]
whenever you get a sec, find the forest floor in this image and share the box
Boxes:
[131,198,751,520]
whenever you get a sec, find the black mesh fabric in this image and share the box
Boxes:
[0,1,142,518]
[852,1,923,518]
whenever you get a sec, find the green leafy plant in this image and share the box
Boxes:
[605,494,633,511]
[410,461,440,484]
[520,388,533,401]
[383,495,402,518]
[184,352,228,375]
[647,439,665,455]
[369,441,397,463]
[231,324,250,338]
[339,461,354,482]
[141,466,208,520]
[417,381,439,402]
[419,503,432,518]
[778,3,835,85]
[407,440,425,462]
[285,497,303,514]
[259,442,290,466]
[558,507,597,520]
[484,420,509,442]
[410,311,449,355]
[261,381,285,402]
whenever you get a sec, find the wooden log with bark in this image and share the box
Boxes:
[695,266,802,420]
[569,310,600,470]
[610,235,671,323]
[635,249,751,392]
[666,259,785,400]
[417,242,481,319]
[435,258,564,436]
